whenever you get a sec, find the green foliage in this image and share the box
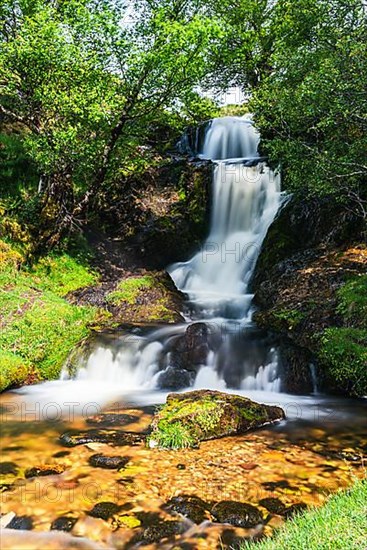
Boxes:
[148,422,195,450]
[107,276,155,306]
[336,275,367,328]
[0,239,97,389]
[241,479,367,550]
[273,309,306,330]
[319,328,367,397]
[250,0,367,213]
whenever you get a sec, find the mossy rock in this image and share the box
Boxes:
[148,390,285,449]
[105,271,184,324]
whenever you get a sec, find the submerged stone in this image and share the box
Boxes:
[164,495,209,524]
[87,502,121,520]
[211,501,263,528]
[25,466,64,478]
[259,497,287,515]
[59,430,143,447]
[88,454,129,470]
[140,520,187,544]
[7,515,33,530]
[85,413,139,427]
[0,462,18,476]
[148,390,285,449]
[50,516,78,532]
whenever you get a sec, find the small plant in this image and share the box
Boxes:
[148,422,195,450]
[337,275,367,328]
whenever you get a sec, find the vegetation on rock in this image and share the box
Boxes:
[148,390,285,449]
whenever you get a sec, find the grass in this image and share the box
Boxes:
[241,479,367,550]
[318,274,367,397]
[0,239,98,391]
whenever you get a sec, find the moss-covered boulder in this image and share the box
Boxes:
[148,390,285,449]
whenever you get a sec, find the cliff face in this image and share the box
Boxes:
[252,195,367,396]
[94,156,213,271]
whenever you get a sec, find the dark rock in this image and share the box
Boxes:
[141,521,187,544]
[176,464,186,470]
[278,342,314,394]
[88,454,129,470]
[25,466,63,478]
[157,367,194,390]
[50,516,78,532]
[262,480,296,491]
[59,430,143,447]
[52,451,71,458]
[0,462,18,475]
[165,495,209,524]
[7,515,33,530]
[284,503,308,518]
[87,502,121,520]
[85,413,139,427]
[211,501,263,528]
[168,323,211,372]
[259,497,287,515]
[149,390,285,449]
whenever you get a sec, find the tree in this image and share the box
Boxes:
[0,0,220,248]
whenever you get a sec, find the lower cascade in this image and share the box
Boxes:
[21,116,285,407]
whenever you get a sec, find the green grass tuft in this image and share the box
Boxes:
[241,479,367,550]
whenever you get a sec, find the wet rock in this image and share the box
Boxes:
[212,501,263,528]
[148,390,285,448]
[259,497,287,515]
[7,515,33,530]
[87,502,120,520]
[0,462,18,476]
[284,503,308,518]
[167,323,212,373]
[88,454,129,470]
[85,413,139,427]
[140,520,187,544]
[53,451,71,458]
[165,495,209,524]
[25,466,64,478]
[176,464,186,470]
[59,429,143,447]
[0,512,16,529]
[50,516,78,532]
[157,366,194,390]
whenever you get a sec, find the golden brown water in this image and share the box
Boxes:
[0,393,366,549]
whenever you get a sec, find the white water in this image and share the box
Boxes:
[14,116,286,411]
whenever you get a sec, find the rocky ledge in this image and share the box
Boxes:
[148,390,285,449]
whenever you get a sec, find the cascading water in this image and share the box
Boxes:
[17,116,285,410]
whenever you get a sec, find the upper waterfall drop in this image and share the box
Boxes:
[197,116,260,161]
[169,116,282,320]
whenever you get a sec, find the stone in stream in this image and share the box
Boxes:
[0,462,18,476]
[88,454,129,470]
[85,413,139,427]
[148,390,285,449]
[25,466,64,478]
[140,521,188,544]
[164,495,209,524]
[87,502,121,520]
[59,429,143,447]
[258,497,287,515]
[211,501,263,528]
[7,515,33,530]
[50,516,78,532]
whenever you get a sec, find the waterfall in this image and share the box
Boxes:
[17,116,284,409]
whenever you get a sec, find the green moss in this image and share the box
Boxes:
[107,275,155,305]
[241,480,367,550]
[0,239,98,391]
[318,328,367,396]
[337,275,367,328]
[0,351,32,392]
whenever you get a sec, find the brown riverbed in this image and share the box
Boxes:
[0,393,366,549]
